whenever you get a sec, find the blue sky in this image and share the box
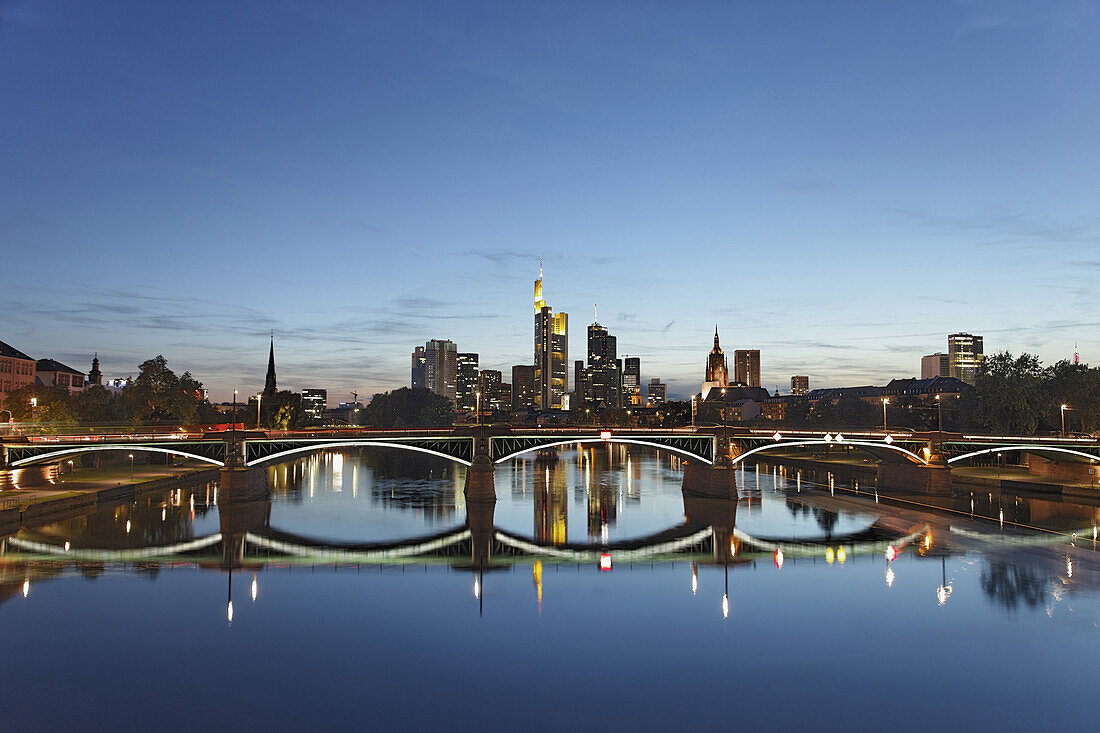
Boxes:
[2,0,1099,402]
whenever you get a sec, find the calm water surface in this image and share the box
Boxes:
[2,445,1098,731]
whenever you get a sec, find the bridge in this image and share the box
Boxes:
[3,426,1098,501]
[4,425,1098,469]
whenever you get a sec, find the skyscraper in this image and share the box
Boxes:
[947,333,983,385]
[478,369,503,410]
[581,319,620,408]
[790,375,809,395]
[511,365,537,411]
[424,339,458,402]
[456,353,479,412]
[733,349,760,387]
[701,327,729,399]
[411,346,426,389]
[622,356,641,405]
[534,263,568,409]
[263,334,278,396]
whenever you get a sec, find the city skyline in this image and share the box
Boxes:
[3,2,1098,401]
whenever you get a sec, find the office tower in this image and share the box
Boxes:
[534,264,568,409]
[733,349,761,387]
[701,327,729,399]
[478,369,502,411]
[647,378,667,405]
[790,375,809,395]
[947,333,983,385]
[456,353,479,412]
[411,346,426,389]
[263,334,278,396]
[302,389,327,423]
[921,353,949,380]
[424,339,458,402]
[584,319,620,408]
[622,356,641,405]
[511,365,537,411]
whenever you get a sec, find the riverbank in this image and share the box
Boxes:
[0,463,221,534]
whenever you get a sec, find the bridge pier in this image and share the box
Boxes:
[465,490,496,568]
[218,497,272,569]
[877,463,952,494]
[219,466,269,503]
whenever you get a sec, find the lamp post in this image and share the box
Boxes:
[255,393,262,429]
[475,391,481,426]
[1061,404,1068,437]
[30,397,38,430]
[691,394,698,429]
[881,398,889,429]
[128,453,134,482]
[935,394,942,432]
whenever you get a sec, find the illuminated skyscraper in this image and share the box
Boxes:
[580,319,620,408]
[534,263,568,409]
[647,378,666,405]
[734,349,761,387]
[622,356,641,405]
[456,352,479,412]
[790,375,809,395]
[302,389,327,423]
[948,333,983,385]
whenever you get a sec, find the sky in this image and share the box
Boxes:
[2,0,1099,403]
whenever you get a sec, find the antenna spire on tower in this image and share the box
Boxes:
[594,303,598,323]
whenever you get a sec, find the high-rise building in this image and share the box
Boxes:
[791,375,809,395]
[456,353,480,412]
[511,365,537,411]
[580,319,620,408]
[733,349,760,388]
[622,356,641,406]
[701,327,729,399]
[921,353,949,380]
[647,378,667,405]
[264,334,278,396]
[302,388,327,423]
[411,346,426,389]
[534,264,568,409]
[478,369,501,411]
[947,333,983,385]
[423,339,458,402]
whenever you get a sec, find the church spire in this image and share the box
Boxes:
[264,332,277,396]
[714,325,720,349]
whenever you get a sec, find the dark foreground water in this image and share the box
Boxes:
[2,446,1098,731]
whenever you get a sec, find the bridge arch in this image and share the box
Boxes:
[492,438,714,465]
[731,440,927,466]
[245,441,473,467]
[9,444,226,468]
[947,445,1100,465]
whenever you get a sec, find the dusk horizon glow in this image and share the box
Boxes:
[3,1,1098,403]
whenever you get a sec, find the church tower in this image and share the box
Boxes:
[264,334,277,396]
[701,327,729,398]
[88,353,102,386]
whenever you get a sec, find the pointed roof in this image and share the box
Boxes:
[264,333,277,395]
[711,326,723,354]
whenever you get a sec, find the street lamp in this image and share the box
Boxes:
[128,453,134,482]
[691,394,698,429]
[1061,404,1069,437]
[935,394,942,432]
[881,398,889,429]
[475,391,481,426]
[30,397,38,430]
[255,393,262,429]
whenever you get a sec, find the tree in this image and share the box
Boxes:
[2,384,76,429]
[73,385,128,425]
[963,352,1044,434]
[124,355,209,425]
[362,388,453,428]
